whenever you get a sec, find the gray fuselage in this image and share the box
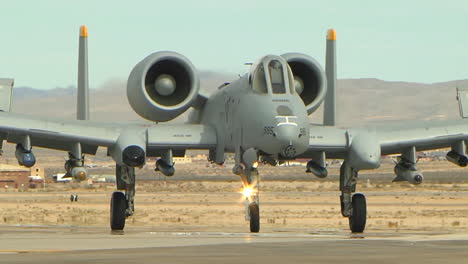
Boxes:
[200,55,310,160]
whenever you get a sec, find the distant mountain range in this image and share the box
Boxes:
[10,72,468,126]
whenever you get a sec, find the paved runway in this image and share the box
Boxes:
[1,226,468,263]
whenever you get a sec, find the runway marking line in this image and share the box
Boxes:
[0,250,66,254]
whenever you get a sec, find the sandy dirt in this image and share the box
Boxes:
[1,175,468,232]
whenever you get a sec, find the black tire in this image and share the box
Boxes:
[110,192,126,231]
[249,202,260,233]
[74,195,78,202]
[70,195,74,202]
[349,193,366,233]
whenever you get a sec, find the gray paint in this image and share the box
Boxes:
[77,30,89,120]
[280,53,327,115]
[127,51,200,122]
[109,127,146,166]
[3,26,468,233]
[0,78,14,112]
[3,48,468,173]
[457,86,468,118]
[323,37,336,126]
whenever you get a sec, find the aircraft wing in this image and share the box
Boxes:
[146,123,217,156]
[304,126,349,159]
[0,112,217,156]
[373,120,468,155]
[304,120,468,159]
[0,112,121,154]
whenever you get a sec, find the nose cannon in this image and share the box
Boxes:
[274,124,307,159]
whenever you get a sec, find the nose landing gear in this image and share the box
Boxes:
[241,167,260,233]
[248,201,260,233]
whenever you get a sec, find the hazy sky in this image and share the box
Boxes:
[1,0,468,90]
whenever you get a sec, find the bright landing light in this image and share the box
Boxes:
[242,186,255,198]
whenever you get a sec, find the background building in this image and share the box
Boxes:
[0,164,30,188]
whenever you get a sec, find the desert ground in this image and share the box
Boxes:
[1,160,468,233]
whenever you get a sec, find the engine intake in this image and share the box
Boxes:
[127,51,200,122]
[281,53,327,114]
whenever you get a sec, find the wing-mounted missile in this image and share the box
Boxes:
[127,51,200,122]
[281,53,327,115]
[306,151,328,178]
[155,149,175,176]
[63,143,87,181]
[15,135,35,168]
[392,146,423,185]
[306,160,327,178]
[15,144,36,168]
[64,159,87,181]
[156,159,175,176]
[393,162,423,185]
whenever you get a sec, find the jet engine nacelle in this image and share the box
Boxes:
[127,51,200,122]
[393,163,423,185]
[15,145,36,168]
[281,53,327,115]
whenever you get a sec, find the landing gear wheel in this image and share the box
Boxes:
[249,202,260,233]
[110,192,126,231]
[348,193,366,233]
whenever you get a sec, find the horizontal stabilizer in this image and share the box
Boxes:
[457,86,468,118]
[0,78,14,112]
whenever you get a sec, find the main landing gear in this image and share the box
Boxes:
[110,192,126,230]
[110,164,136,231]
[340,161,367,233]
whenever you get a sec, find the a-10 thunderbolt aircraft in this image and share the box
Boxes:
[2,26,468,233]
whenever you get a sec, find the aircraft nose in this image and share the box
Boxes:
[275,125,302,158]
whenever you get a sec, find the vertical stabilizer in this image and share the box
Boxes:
[457,86,468,118]
[77,25,89,120]
[323,28,336,126]
[0,78,14,112]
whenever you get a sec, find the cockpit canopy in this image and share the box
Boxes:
[250,55,295,95]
